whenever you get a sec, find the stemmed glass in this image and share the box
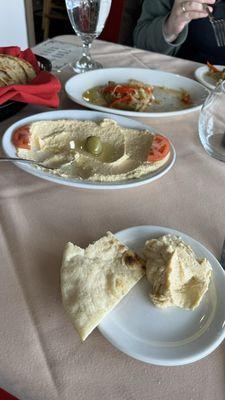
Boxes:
[65,0,112,73]
[199,80,225,162]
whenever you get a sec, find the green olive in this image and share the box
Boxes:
[85,136,103,156]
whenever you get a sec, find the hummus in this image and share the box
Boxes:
[16,119,170,182]
[144,235,212,310]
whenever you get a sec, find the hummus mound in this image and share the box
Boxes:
[144,235,212,310]
[16,119,170,182]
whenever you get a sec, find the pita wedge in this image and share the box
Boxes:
[15,57,37,82]
[61,231,145,341]
[0,54,36,87]
[0,69,10,86]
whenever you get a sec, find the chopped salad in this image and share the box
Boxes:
[206,61,225,83]
[101,79,155,111]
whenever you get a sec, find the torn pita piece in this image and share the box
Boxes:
[61,232,145,341]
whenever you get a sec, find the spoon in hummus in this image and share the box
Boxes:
[0,156,56,170]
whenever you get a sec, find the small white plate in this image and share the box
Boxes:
[65,67,209,118]
[195,65,225,90]
[98,226,225,366]
[2,110,175,190]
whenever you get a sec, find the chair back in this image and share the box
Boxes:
[119,0,144,46]
[99,0,125,43]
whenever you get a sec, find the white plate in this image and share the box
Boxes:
[98,225,225,366]
[195,65,225,90]
[65,68,209,118]
[2,110,175,190]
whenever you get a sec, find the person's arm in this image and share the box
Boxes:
[133,0,188,56]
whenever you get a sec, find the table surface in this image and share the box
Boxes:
[0,35,225,400]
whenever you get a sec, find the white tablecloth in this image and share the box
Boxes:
[0,36,224,400]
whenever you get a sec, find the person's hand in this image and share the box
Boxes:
[164,0,216,42]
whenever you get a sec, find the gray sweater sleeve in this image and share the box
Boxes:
[133,0,188,56]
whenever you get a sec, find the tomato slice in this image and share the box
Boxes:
[207,61,219,73]
[147,135,170,163]
[103,85,152,95]
[109,95,132,108]
[181,93,192,105]
[12,125,31,149]
[103,85,136,95]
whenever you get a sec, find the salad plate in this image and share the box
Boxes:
[2,109,175,190]
[195,64,225,90]
[65,68,209,118]
[98,225,225,366]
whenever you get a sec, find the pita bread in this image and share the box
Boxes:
[0,55,26,84]
[0,54,36,87]
[15,57,36,82]
[0,69,11,86]
[61,231,145,341]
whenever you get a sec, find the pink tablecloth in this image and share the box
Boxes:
[0,36,224,400]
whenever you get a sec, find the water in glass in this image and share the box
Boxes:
[199,80,225,162]
[65,0,112,73]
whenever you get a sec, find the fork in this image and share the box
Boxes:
[207,6,225,47]
[0,156,55,170]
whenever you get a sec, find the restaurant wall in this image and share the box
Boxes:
[0,0,35,48]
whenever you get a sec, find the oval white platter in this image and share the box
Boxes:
[65,67,209,118]
[98,225,225,366]
[2,110,175,190]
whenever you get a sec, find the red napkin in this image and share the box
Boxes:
[0,46,61,108]
[0,388,19,400]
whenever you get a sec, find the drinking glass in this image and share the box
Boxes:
[65,0,112,73]
[199,80,225,162]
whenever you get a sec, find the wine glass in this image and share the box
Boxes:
[199,80,225,162]
[65,0,112,73]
